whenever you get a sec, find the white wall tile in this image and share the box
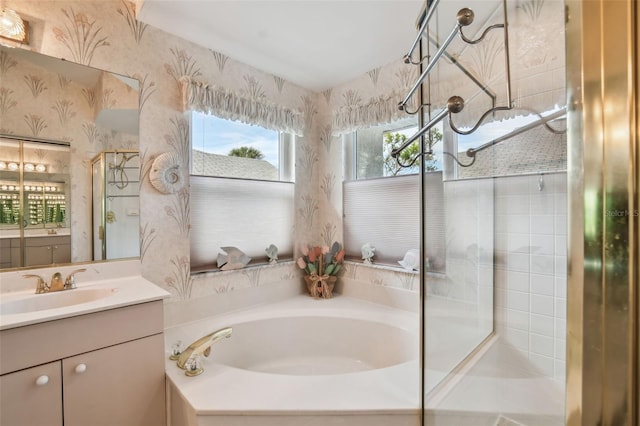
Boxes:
[554,276,567,299]
[530,333,554,357]
[554,193,567,214]
[555,235,567,256]
[531,234,555,255]
[555,317,566,338]
[495,232,508,251]
[555,338,566,359]
[507,290,530,312]
[530,194,555,215]
[531,215,555,234]
[531,294,555,316]
[531,254,555,275]
[508,252,531,272]
[555,297,567,319]
[531,274,554,296]
[506,270,530,292]
[555,256,567,275]
[555,214,567,235]
[508,233,531,254]
[530,313,554,337]
[507,215,531,234]
[507,308,530,331]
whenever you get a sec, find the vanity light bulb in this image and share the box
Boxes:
[36,186,42,191]
[0,162,6,170]
[24,163,35,172]
[35,164,46,172]
[1,185,7,190]
[8,162,18,171]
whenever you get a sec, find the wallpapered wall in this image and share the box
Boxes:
[1,0,565,305]
[3,0,324,299]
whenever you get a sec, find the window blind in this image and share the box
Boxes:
[343,172,445,269]
[190,175,294,271]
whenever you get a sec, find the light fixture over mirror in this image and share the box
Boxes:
[0,7,27,43]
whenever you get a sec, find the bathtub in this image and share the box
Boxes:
[165,294,420,426]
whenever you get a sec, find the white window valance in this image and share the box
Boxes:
[180,77,305,136]
[332,91,418,136]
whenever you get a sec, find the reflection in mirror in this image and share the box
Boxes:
[91,150,140,261]
[0,45,140,270]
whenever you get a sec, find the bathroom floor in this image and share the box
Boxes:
[426,338,565,426]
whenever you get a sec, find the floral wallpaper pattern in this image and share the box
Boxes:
[1,0,566,308]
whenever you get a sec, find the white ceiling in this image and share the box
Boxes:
[137,0,425,92]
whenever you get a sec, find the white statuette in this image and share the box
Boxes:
[149,152,184,194]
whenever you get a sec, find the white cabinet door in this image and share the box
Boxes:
[0,361,63,426]
[62,334,166,426]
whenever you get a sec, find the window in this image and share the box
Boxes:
[190,111,294,182]
[189,112,295,272]
[342,118,446,272]
[345,117,444,180]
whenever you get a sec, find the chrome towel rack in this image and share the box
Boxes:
[395,0,514,162]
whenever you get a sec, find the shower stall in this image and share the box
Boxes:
[394,0,575,424]
[91,150,140,261]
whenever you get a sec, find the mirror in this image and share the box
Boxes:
[0,45,140,270]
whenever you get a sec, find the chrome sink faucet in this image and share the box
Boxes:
[172,327,232,376]
[23,268,87,294]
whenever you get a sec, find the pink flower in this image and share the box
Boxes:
[299,244,309,256]
[335,249,345,262]
[296,257,307,269]
[322,245,330,254]
[308,249,318,262]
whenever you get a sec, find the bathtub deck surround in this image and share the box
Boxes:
[165,294,420,426]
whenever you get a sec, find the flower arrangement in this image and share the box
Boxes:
[297,241,345,298]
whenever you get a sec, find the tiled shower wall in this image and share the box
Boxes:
[494,172,567,386]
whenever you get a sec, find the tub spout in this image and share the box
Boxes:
[176,327,233,372]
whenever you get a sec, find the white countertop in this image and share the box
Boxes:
[0,228,71,239]
[0,260,170,330]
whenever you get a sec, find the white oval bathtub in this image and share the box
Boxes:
[165,295,420,426]
[212,316,415,375]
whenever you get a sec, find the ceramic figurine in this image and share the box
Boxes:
[265,244,278,264]
[361,243,375,264]
[398,249,419,271]
[217,247,251,271]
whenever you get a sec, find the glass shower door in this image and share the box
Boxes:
[91,151,140,261]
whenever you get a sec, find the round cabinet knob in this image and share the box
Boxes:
[75,364,87,374]
[35,375,49,386]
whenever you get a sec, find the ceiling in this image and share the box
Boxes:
[137,0,425,92]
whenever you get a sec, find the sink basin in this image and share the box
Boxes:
[0,288,118,315]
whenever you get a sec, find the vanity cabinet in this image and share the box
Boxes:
[0,300,166,426]
[24,235,71,267]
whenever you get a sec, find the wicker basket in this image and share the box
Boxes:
[304,274,337,299]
